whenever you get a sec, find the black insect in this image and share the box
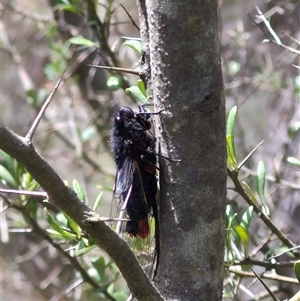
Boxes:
[110,105,160,240]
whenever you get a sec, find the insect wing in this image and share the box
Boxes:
[124,159,149,238]
[113,153,133,198]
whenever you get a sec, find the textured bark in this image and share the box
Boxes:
[138,0,226,300]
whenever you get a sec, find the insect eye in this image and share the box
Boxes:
[115,114,123,124]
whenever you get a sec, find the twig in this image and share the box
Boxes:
[282,31,300,46]
[227,267,299,284]
[255,6,281,45]
[268,245,300,260]
[227,168,299,257]
[4,200,106,292]
[0,188,47,198]
[241,166,300,190]
[238,140,264,170]
[120,4,140,31]
[49,279,84,301]
[25,77,63,142]
[251,268,279,301]
[88,64,143,77]
[248,9,300,55]
[225,258,294,269]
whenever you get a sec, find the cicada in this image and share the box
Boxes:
[110,105,161,277]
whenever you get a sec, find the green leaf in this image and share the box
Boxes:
[91,256,107,281]
[123,40,141,55]
[44,208,76,239]
[0,165,17,187]
[64,212,81,238]
[137,79,146,97]
[81,126,96,142]
[22,172,36,190]
[57,4,81,13]
[73,179,86,202]
[287,157,300,166]
[74,245,96,256]
[242,182,258,205]
[93,191,103,211]
[226,135,237,171]
[26,199,38,220]
[106,76,122,91]
[0,150,16,178]
[256,161,269,215]
[226,106,237,171]
[233,225,249,256]
[293,260,300,283]
[240,206,253,230]
[125,86,148,103]
[225,205,237,229]
[68,36,98,47]
[226,106,237,137]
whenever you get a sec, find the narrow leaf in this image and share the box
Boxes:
[68,36,97,47]
[294,260,300,283]
[242,182,258,205]
[74,245,96,256]
[226,135,237,171]
[93,191,103,211]
[225,205,237,228]
[233,225,249,245]
[106,76,122,91]
[240,206,253,230]
[226,106,237,165]
[73,179,86,202]
[0,165,17,187]
[64,212,81,238]
[91,256,107,281]
[233,225,249,257]
[125,86,148,103]
[44,208,76,239]
[0,150,15,179]
[226,106,237,136]
[287,157,300,166]
[123,40,141,55]
[256,161,269,215]
[137,79,147,97]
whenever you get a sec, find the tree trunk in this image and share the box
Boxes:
[138,1,226,300]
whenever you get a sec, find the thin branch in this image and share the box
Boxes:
[268,245,300,260]
[227,169,299,256]
[120,4,140,31]
[241,166,300,190]
[251,268,279,301]
[225,258,294,269]
[5,200,105,293]
[25,77,63,142]
[227,267,299,284]
[282,31,300,46]
[255,6,281,45]
[238,140,264,170]
[49,279,84,301]
[248,9,300,55]
[88,64,143,77]
[0,188,47,198]
[0,126,164,301]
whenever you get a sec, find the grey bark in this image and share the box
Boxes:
[138,1,226,300]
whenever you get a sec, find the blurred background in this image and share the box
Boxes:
[0,0,299,300]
